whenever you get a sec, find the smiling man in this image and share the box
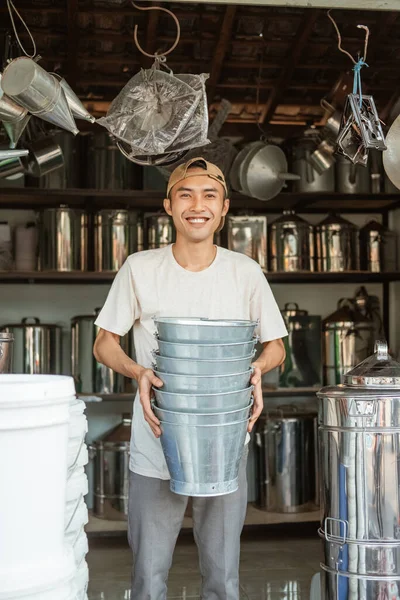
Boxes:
[93,157,287,600]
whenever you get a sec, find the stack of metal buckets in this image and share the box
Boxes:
[151,317,257,496]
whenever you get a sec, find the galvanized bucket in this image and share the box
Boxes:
[153,400,253,425]
[157,337,259,360]
[152,386,253,413]
[152,350,256,376]
[155,369,253,394]
[154,317,258,344]
[159,418,249,496]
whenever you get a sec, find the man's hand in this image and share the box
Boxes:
[137,368,164,438]
[248,364,263,433]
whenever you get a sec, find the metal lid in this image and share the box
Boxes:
[317,214,357,229]
[271,210,312,227]
[0,332,14,341]
[343,340,400,388]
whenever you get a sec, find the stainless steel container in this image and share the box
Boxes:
[359,219,398,272]
[155,369,252,394]
[152,351,255,376]
[291,135,335,193]
[154,317,258,344]
[318,341,400,599]
[153,402,252,425]
[71,310,129,394]
[1,318,62,374]
[38,207,88,271]
[322,300,375,385]
[226,215,267,272]
[279,303,322,388]
[0,332,14,373]
[335,153,370,194]
[91,414,131,520]
[38,132,81,189]
[255,408,317,513]
[269,211,315,272]
[145,214,175,249]
[315,214,359,272]
[152,386,253,413]
[87,131,138,190]
[157,338,258,360]
[94,209,140,272]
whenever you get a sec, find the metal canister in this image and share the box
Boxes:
[335,153,370,194]
[322,299,374,385]
[269,211,315,272]
[91,414,131,520]
[226,215,267,272]
[87,131,140,190]
[315,214,359,272]
[255,407,317,513]
[94,209,141,271]
[359,219,398,272]
[0,332,14,373]
[318,341,400,598]
[1,317,62,374]
[280,303,322,388]
[145,214,175,249]
[291,133,335,193]
[71,310,130,394]
[38,206,88,271]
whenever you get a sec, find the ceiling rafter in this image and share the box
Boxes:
[206,6,237,103]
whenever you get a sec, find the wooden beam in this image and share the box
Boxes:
[66,0,79,88]
[262,9,319,124]
[207,6,237,102]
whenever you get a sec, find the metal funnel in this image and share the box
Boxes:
[0,74,31,148]
[53,74,95,123]
[2,57,79,135]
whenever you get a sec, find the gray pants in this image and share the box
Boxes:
[128,448,248,600]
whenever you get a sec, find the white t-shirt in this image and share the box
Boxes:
[95,244,288,479]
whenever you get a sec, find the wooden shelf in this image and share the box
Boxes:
[0,187,399,213]
[1,270,400,285]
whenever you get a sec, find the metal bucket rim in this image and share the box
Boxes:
[154,399,253,418]
[153,351,255,364]
[155,369,253,380]
[157,338,258,348]
[152,385,254,398]
[159,417,249,428]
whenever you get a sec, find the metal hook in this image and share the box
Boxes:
[131,2,181,59]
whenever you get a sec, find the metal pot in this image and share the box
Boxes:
[0,332,14,373]
[71,310,129,394]
[279,303,322,388]
[87,131,139,190]
[255,407,317,513]
[269,210,315,272]
[322,299,375,385]
[291,134,335,193]
[359,219,398,272]
[226,215,267,272]
[335,153,370,194]
[38,206,88,271]
[1,317,62,374]
[94,209,141,272]
[318,341,400,599]
[315,214,359,272]
[144,214,175,249]
[91,414,131,520]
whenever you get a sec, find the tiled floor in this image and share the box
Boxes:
[87,528,320,599]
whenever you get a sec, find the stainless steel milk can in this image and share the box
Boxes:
[269,211,315,272]
[0,332,14,373]
[318,341,400,599]
[359,220,398,272]
[226,215,267,272]
[94,209,141,271]
[38,206,88,271]
[315,214,359,272]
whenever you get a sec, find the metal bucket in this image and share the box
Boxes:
[157,338,258,360]
[159,418,249,496]
[0,332,14,374]
[153,401,253,425]
[154,317,258,344]
[225,215,267,272]
[152,386,253,413]
[38,207,88,271]
[22,137,64,178]
[94,209,140,271]
[152,351,255,376]
[155,369,252,394]
[145,214,175,249]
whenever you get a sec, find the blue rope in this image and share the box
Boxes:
[353,57,369,107]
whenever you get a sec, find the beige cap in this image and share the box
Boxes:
[167,157,228,198]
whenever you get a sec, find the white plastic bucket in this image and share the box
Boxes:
[75,560,89,600]
[0,375,75,591]
[66,466,89,504]
[69,442,89,472]
[65,497,89,535]
[68,412,88,469]
[65,526,89,566]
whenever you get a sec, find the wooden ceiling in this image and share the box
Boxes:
[1,1,399,130]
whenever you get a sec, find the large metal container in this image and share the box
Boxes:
[152,386,253,413]
[94,209,141,272]
[159,417,248,496]
[38,131,81,189]
[154,317,258,344]
[269,211,315,272]
[38,207,88,271]
[87,131,139,189]
[152,351,255,376]
[144,214,175,249]
[359,219,398,272]
[153,402,252,425]
[318,341,400,599]
[0,332,14,373]
[315,214,359,272]
[157,337,258,360]
[335,153,370,194]
[71,310,129,394]
[226,215,267,272]
[91,414,131,520]
[255,408,317,513]
[1,318,62,374]
[322,300,375,385]
[155,369,252,394]
[291,135,335,193]
[279,303,322,388]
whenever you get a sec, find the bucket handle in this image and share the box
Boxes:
[65,494,84,532]
[67,433,86,476]
[21,317,40,324]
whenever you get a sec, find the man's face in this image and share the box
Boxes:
[163,168,230,242]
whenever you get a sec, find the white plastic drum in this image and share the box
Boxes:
[0,375,75,594]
